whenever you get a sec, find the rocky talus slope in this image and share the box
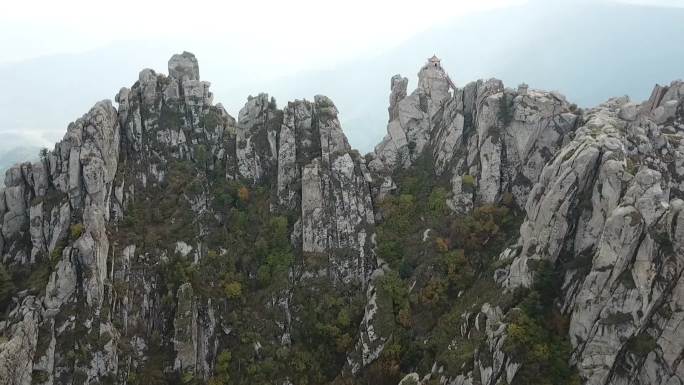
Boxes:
[0,52,682,385]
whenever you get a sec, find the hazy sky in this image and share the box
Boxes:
[4,0,681,61]
[5,0,675,70]
[0,0,522,153]
[0,0,524,71]
[0,0,683,157]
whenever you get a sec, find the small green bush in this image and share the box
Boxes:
[428,187,449,217]
[626,334,657,356]
[442,249,474,289]
[461,175,475,192]
[70,223,84,239]
[223,281,242,299]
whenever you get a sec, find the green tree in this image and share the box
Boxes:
[442,249,474,289]
[39,147,49,162]
[376,194,416,267]
[428,187,449,217]
[223,281,242,299]
[208,351,232,385]
[503,262,581,385]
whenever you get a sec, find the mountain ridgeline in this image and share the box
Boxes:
[0,52,683,385]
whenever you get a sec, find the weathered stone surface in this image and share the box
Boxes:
[1,52,683,385]
[295,96,375,285]
[43,255,77,311]
[2,183,28,243]
[389,75,408,121]
[374,57,454,170]
[496,87,684,385]
[0,297,40,385]
[346,269,389,374]
[173,283,198,374]
[236,94,280,182]
[398,373,420,385]
[168,51,200,81]
[372,58,578,216]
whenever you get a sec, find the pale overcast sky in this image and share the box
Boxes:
[0,0,523,70]
[6,0,676,66]
[0,0,683,158]
[2,0,680,80]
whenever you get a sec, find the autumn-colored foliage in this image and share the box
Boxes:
[237,186,249,202]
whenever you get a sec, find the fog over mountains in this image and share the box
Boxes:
[0,0,682,159]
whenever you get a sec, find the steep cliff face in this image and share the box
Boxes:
[370,61,579,212]
[0,52,375,385]
[0,53,682,385]
[499,87,684,385]
[351,59,683,385]
[235,92,377,287]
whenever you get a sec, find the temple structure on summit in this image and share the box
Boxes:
[427,54,442,67]
[423,54,457,91]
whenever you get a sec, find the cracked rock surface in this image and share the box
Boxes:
[1,53,682,385]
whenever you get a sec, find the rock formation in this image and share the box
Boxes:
[0,52,682,385]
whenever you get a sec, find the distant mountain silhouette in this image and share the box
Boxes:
[0,0,682,153]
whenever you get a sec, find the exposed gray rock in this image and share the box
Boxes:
[0,297,40,385]
[43,254,77,312]
[497,86,684,385]
[1,52,683,385]
[2,182,27,243]
[372,58,577,214]
[346,269,389,374]
[295,96,375,285]
[389,75,408,121]
[374,56,453,170]
[237,94,280,182]
[173,283,198,375]
[443,83,577,211]
[168,51,200,81]
[398,373,420,385]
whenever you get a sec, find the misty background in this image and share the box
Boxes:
[1,0,683,175]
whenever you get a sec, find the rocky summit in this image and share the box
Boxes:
[0,52,682,385]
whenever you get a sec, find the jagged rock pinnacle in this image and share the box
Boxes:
[168,51,200,81]
[1,50,683,385]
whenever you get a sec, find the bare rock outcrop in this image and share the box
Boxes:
[497,83,684,385]
[1,52,682,385]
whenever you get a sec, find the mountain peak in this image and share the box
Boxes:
[0,53,683,385]
[168,51,200,81]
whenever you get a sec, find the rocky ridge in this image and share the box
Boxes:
[0,52,682,385]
